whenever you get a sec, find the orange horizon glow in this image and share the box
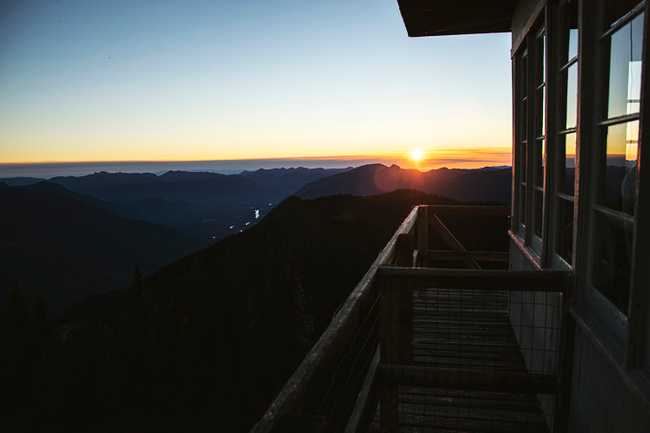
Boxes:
[0,147,512,170]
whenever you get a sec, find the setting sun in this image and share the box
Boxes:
[409,147,425,164]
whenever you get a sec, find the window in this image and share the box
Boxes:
[515,49,529,232]
[554,0,579,265]
[589,4,644,314]
[533,29,547,242]
[513,17,547,250]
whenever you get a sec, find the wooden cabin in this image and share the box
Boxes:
[249,1,650,432]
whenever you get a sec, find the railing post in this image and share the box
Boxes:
[416,206,429,266]
[394,234,414,364]
[380,277,399,433]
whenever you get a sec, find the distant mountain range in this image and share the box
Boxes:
[2,167,349,243]
[0,181,195,311]
[0,164,512,312]
[297,164,512,203]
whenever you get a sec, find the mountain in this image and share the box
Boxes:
[5,189,498,433]
[297,163,512,203]
[0,181,195,311]
[45,168,348,242]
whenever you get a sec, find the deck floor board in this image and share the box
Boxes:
[371,287,551,433]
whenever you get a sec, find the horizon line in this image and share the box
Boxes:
[0,148,513,166]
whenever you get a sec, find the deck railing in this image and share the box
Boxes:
[249,205,574,433]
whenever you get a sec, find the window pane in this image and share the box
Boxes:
[603,121,639,214]
[537,32,546,85]
[534,189,544,237]
[566,64,578,129]
[592,215,633,314]
[519,186,526,223]
[607,13,644,118]
[536,86,545,138]
[521,98,528,140]
[568,29,578,61]
[535,138,545,187]
[556,198,574,264]
[521,138,528,180]
[560,133,577,195]
[520,53,528,99]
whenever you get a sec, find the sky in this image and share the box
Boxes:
[0,0,512,167]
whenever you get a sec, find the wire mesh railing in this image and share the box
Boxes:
[375,266,573,433]
[248,205,573,433]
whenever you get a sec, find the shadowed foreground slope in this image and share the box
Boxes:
[1,190,507,433]
[0,181,195,311]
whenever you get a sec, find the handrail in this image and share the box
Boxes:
[249,206,420,433]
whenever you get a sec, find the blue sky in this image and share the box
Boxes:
[0,0,512,166]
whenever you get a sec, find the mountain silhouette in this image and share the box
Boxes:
[0,181,195,311]
[2,189,508,433]
[297,163,512,203]
[43,168,349,241]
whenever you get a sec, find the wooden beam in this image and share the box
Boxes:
[379,364,558,394]
[425,250,509,263]
[430,213,481,269]
[377,267,573,293]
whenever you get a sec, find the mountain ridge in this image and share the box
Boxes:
[297,163,512,203]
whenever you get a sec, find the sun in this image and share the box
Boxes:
[408,147,425,164]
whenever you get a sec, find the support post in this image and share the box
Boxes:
[380,278,400,433]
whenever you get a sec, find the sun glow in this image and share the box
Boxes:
[408,147,425,164]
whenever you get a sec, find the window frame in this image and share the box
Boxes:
[575,0,650,372]
[549,0,579,270]
[512,11,550,261]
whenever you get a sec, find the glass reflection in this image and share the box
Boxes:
[536,138,545,187]
[519,184,526,224]
[538,33,546,85]
[556,198,573,264]
[568,29,578,60]
[561,133,576,195]
[537,87,545,138]
[534,189,543,237]
[604,121,638,214]
[566,64,578,129]
[592,215,633,314]
[608,13,644,118]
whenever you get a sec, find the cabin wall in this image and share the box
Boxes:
[508,240,558,430]
[510,0,650,431]
[569,328,650,433]
[509,240,650,432]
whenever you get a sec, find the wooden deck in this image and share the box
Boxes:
[371,288,551,433]
[249,206,573,433]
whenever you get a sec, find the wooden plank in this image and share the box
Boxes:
[379,364,558,394]
[377,267,572,292]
